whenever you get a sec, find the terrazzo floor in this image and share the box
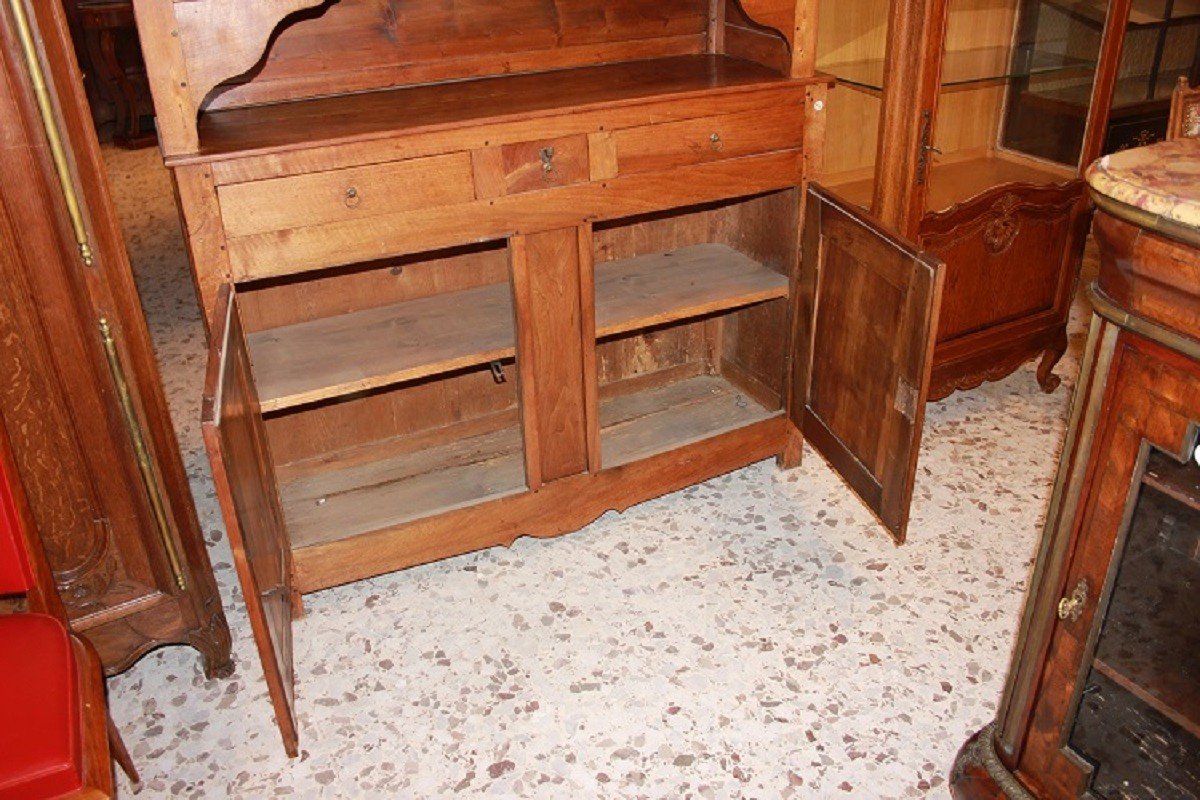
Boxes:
[101,144,1093,799]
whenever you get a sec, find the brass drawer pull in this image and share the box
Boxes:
[539,146,556,174]
[344,186,360,208]
[1057,578,1089,622]
[710,132,723,151]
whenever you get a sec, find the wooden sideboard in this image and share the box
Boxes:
[0,0,230,676]
[126,0,965,755]
[951,140,1200,798]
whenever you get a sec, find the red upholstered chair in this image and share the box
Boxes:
[0,424,136,798]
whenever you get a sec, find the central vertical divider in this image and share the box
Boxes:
[511,226,592,489]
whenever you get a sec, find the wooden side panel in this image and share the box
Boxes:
[200,286,298,757]
[794,186,943,542]
[921,183,1082,343]
[512,228,590,487]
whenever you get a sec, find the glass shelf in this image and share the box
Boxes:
[821,45,1096,92]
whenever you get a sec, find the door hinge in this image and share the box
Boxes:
[894,376,919,422]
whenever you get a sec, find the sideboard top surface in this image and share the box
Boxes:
[173,55,807,164]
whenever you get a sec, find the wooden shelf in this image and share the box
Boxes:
[825,152,1076,215]
[280,414,527,550]
[1093,657,1200,740]
[595,244,789,339]
[600,373,780,468]
[1143,450,1200,512]
[186,55,792,162]
[248,282,515,413]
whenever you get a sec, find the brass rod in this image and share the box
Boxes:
[6,0,93,265]
[100,319,187,591]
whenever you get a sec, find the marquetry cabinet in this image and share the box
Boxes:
[951,140,1200,799]
[817,0,1138,399]
[0,0,230,676]
[129,0,961,755]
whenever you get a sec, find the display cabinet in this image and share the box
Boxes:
[817,0,1130,399]
[1004,0,1200,157]
[951,138,1200,799]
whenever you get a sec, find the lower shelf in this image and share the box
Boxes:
[279,373,780,552]
[600,372,781,468]
[280,416,527,550]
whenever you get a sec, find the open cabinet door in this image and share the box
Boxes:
[792,185,944,543]
[201,285,299,756]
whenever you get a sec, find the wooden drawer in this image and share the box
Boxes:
[471,134,590,198]
[612,106,805,175]
[217,151,476,241]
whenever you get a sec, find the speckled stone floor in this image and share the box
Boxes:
[101,144,1094,799]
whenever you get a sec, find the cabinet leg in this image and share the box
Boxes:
[776,424,804,470]
[192,608,234,680]
[1036,329,1069,394]
[290,585,306,619]
[107,713,140,785]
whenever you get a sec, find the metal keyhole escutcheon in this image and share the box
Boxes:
[1057,578,1089,622]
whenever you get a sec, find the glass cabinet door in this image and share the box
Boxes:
[1002,0,1200,159]
[1066,444,1200,799]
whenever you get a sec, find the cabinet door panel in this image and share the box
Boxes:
[201,285,298,757]
[792,185,943,542]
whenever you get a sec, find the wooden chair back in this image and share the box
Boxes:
[1168,76,1200,140]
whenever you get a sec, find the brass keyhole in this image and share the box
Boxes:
[344,186,361,208]
[1057,578,1089,622]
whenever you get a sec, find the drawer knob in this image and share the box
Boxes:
[709,132,723,151]
[344,186,361,208]
[1057,578,1089,622]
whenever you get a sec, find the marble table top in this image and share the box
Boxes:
[1086,138,1200,235]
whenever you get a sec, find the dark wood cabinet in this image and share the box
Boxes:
[0,0,229,676]
[951,142,1200,799]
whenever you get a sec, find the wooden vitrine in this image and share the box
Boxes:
[130,0,957,754]
[817,0,1133,399]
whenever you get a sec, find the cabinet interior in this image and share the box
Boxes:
[229,190,799,552]
[239,241,526,552]
[592,191,796,468]
[818,0,1079,214]
[1068,448,1200,798]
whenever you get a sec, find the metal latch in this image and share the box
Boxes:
[489,360,507,384]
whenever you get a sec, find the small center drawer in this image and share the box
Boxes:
[612,105,805,176]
